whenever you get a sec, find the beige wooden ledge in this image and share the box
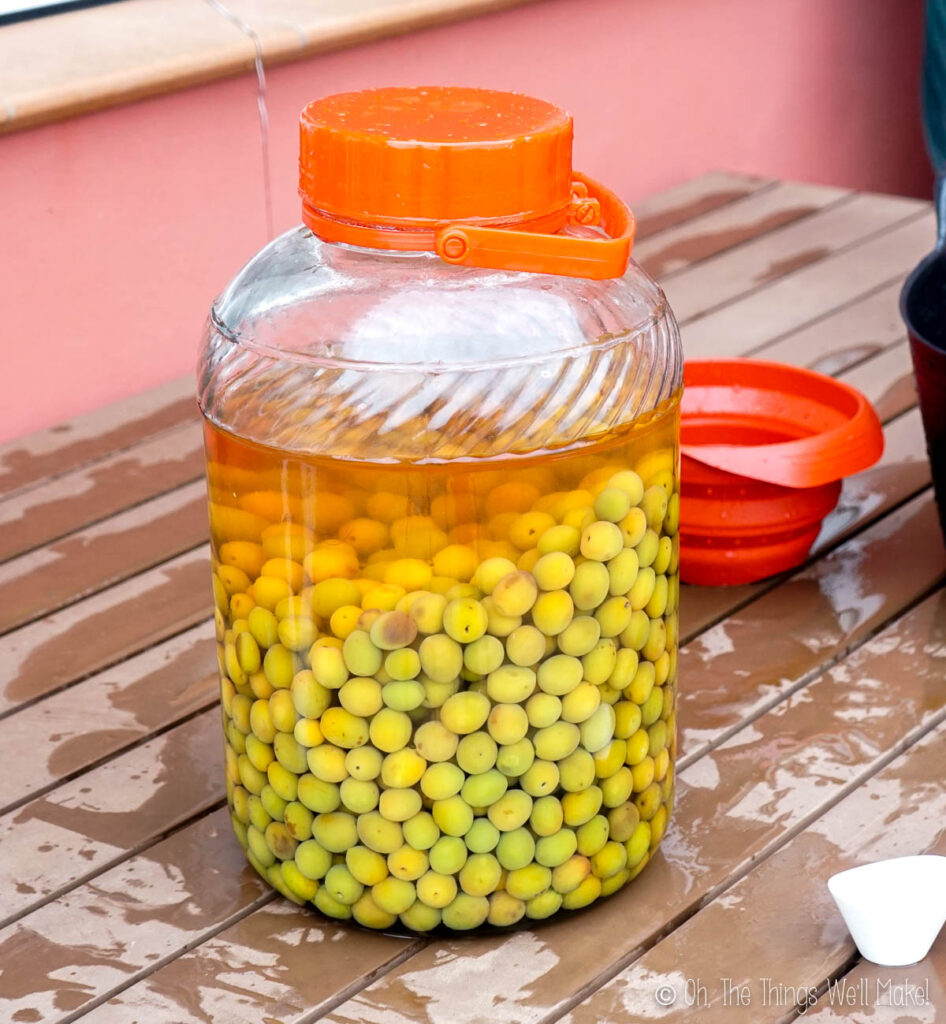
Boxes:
[0,0,537,134]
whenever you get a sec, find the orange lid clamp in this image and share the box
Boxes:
[299,87,634,279]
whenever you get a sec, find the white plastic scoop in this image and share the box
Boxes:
[828,855,946,967]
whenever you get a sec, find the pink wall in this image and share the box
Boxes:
[1,0,929,443]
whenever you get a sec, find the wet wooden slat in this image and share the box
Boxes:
[563,719,946,1024]
[665,193,925,328]
[678,489,944,767]
[631,172,773,240]
[0,479,208,636]
[0,420,205,564]
[0,809,274,1024]
[80,901,421,1024]
[298,591,946,1024]
[831,341,914,422]
[753,278,905,374]
[816,406,927,544]
[0,547,209,715]
[635,180,845,280]
[681,210,933,356]
[0,375,197,500]
[804,944,946,1022]
[0,624,216,813]
[0,709,221,927]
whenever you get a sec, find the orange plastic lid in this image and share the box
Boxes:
[298,86,635,278]
[300,86,572,229]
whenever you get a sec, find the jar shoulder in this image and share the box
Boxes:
[209,226,677,367]
[200,227,682,459]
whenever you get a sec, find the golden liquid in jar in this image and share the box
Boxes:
[207,395,680,932]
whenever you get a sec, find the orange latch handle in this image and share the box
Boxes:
[434,172,636,280]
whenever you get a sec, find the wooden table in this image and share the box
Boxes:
[1,173,944,1024]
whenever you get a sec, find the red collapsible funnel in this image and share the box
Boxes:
[680,359,884,586]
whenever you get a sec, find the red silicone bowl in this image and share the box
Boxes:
[680,359,884,586]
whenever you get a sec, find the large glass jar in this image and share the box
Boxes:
[198,87,682,934]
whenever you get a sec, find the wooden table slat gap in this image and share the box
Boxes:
[0,480,207,575]
[681,474,931,649]
[744,269,913,361]
[679,213,934,361]
[0,376,199,502]
[749,282,908,377]
[862,395,922,436]
[0,608,213,726]
[0,485,209,640]
[0,414,202,507]
[54,890,281,1024]
[0,711,229,927]
[779,954,863,1024]
[658,190,855,286]
[800,940,946,1021]
[0,419,206,569]
[0,697,217,817]
[292,939,431,1024]
[0,546,210,718]
[0,795,227,932]
[631,172,775,240]
[679,556,945,773]
[675,203,929,329]
[799,333,907,383]
[634,180,847,282]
